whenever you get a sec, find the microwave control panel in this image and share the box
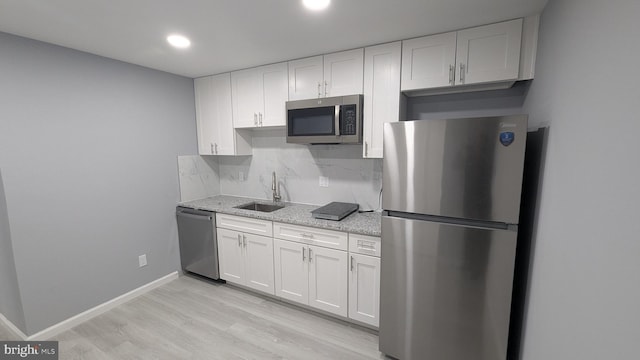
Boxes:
[341,105,357,135]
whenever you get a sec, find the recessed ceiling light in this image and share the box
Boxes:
[303,0,330,11]
[167,34,191,49]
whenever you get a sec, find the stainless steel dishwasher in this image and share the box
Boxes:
[176,207,220,280]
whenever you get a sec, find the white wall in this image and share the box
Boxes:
[521,0,640,358]
[218,129,383,209]
[0,32,197,335]
[177,156,220,202]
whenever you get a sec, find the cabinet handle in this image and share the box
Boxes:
[237,234,242,247]
[259,112,263,126]
[302,247,306,262]
[317,82,322,98]
[449,64,455,85]
[254,113,257,126]
[324,80,328,97]
[214,143,218,154]
[350,256,354,271]
[460,63,465,84]
[358,241,376,250]
[210,143,214,155]
[364,141,368,157]
[243,234,247,248]
[308,248,313,262]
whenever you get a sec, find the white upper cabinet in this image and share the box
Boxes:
[401,18,525,94]
[231,68,262,128]
[194,76,217,155]
[231,62,288,128]
[194,74,251,156]
[401,32,457,91]
[288,56,323,101]
[288,49,364,101]
[456,19,523,85]
[323,49,364,97]
[261,63,290,127]
[363,42,402,159]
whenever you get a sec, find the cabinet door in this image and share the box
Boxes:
[274,239,308,304]
[288,56,323,100]
[348,253,381,327]
[323,49,364,97]
[259,62,288,127]
[363,42,401,159]
[401,32,457,91]
[243,233,275,295]
[210,73,236,155]
[308,245,348,317]
[231,68,262,128]
[194,76,216,155]
[456,18,523,85]
[216,228,245,285]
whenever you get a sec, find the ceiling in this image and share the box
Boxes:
[0,0,548,78]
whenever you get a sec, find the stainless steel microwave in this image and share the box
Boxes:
[286,95,363,144]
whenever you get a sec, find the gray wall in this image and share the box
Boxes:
[0,32,197,335]
[0,170,27,334]
[520,0,640,358]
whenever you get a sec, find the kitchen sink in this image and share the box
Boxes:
[235,202,284,213]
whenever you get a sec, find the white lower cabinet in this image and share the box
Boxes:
[273,238,308,304]
[348,253,381,327]
[274,239,348,317]
[217,213,379,327]
[217,228,275,295]
[308,246,348,317]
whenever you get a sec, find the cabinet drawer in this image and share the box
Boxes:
[273,222,347,251]
[349,234,381,257]
[216,213,273,237]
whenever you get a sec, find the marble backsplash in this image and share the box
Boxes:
[217,129,383,210]
[177,155,220,202]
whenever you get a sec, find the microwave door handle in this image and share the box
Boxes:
[334,105,340,136]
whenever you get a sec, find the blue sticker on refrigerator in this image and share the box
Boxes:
[500,131,515,146]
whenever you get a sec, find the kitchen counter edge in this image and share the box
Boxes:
[178,195,381,237]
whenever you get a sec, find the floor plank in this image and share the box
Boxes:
[38,275,385,359]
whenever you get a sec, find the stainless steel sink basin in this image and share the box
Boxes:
[235,202,284,213]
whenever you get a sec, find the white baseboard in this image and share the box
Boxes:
[27,271,179,340]
[0,313,28,340]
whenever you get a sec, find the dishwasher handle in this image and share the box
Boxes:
[176,209,213,221]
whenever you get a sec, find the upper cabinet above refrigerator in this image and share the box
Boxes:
[401,15,539,96]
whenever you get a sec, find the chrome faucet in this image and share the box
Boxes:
[272,171,281,203]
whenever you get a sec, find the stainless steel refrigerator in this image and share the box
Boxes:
[379,115,527,360]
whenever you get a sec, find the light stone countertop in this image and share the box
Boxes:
[179,195,381,237]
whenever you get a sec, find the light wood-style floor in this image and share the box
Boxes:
[1,275,385,360]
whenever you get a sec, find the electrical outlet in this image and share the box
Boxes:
[239,171,245,182]
[319,176,329,187]
[138,254,147,268]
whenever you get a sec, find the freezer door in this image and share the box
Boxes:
[383,116,527,224]
[379,215,517,360]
